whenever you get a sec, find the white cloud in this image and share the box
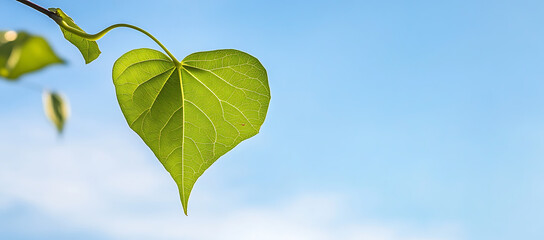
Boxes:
[0,119,463,240]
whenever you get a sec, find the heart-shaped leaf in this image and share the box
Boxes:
[112,48,270,214]
[0,30,64,80]
[49,8,101,64]
[43,91,70,134]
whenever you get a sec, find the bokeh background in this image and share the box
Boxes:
[2,0,544,239]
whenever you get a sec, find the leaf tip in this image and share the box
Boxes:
[181,192,189,216]
[84,49,101,64]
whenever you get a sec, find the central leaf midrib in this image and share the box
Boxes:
[177,66,188,214]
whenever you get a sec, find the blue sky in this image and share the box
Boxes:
[1,0,544,239]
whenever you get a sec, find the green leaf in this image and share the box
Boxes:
[49,8,101,64]
[112,48,270,214]
[43,91,70,134]
[0,30,64,80]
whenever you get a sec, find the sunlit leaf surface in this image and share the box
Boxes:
[113,48,270,214]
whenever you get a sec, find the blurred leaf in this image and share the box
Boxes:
[0,30,64,80]
[43,91,70,134]
[49,8,101,64]
[112,48,270,214]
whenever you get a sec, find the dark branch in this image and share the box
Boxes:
[15,0,59,20]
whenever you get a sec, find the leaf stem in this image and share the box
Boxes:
[55,21,180,64]
[15,0,60,21]
[15,0,180,64]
